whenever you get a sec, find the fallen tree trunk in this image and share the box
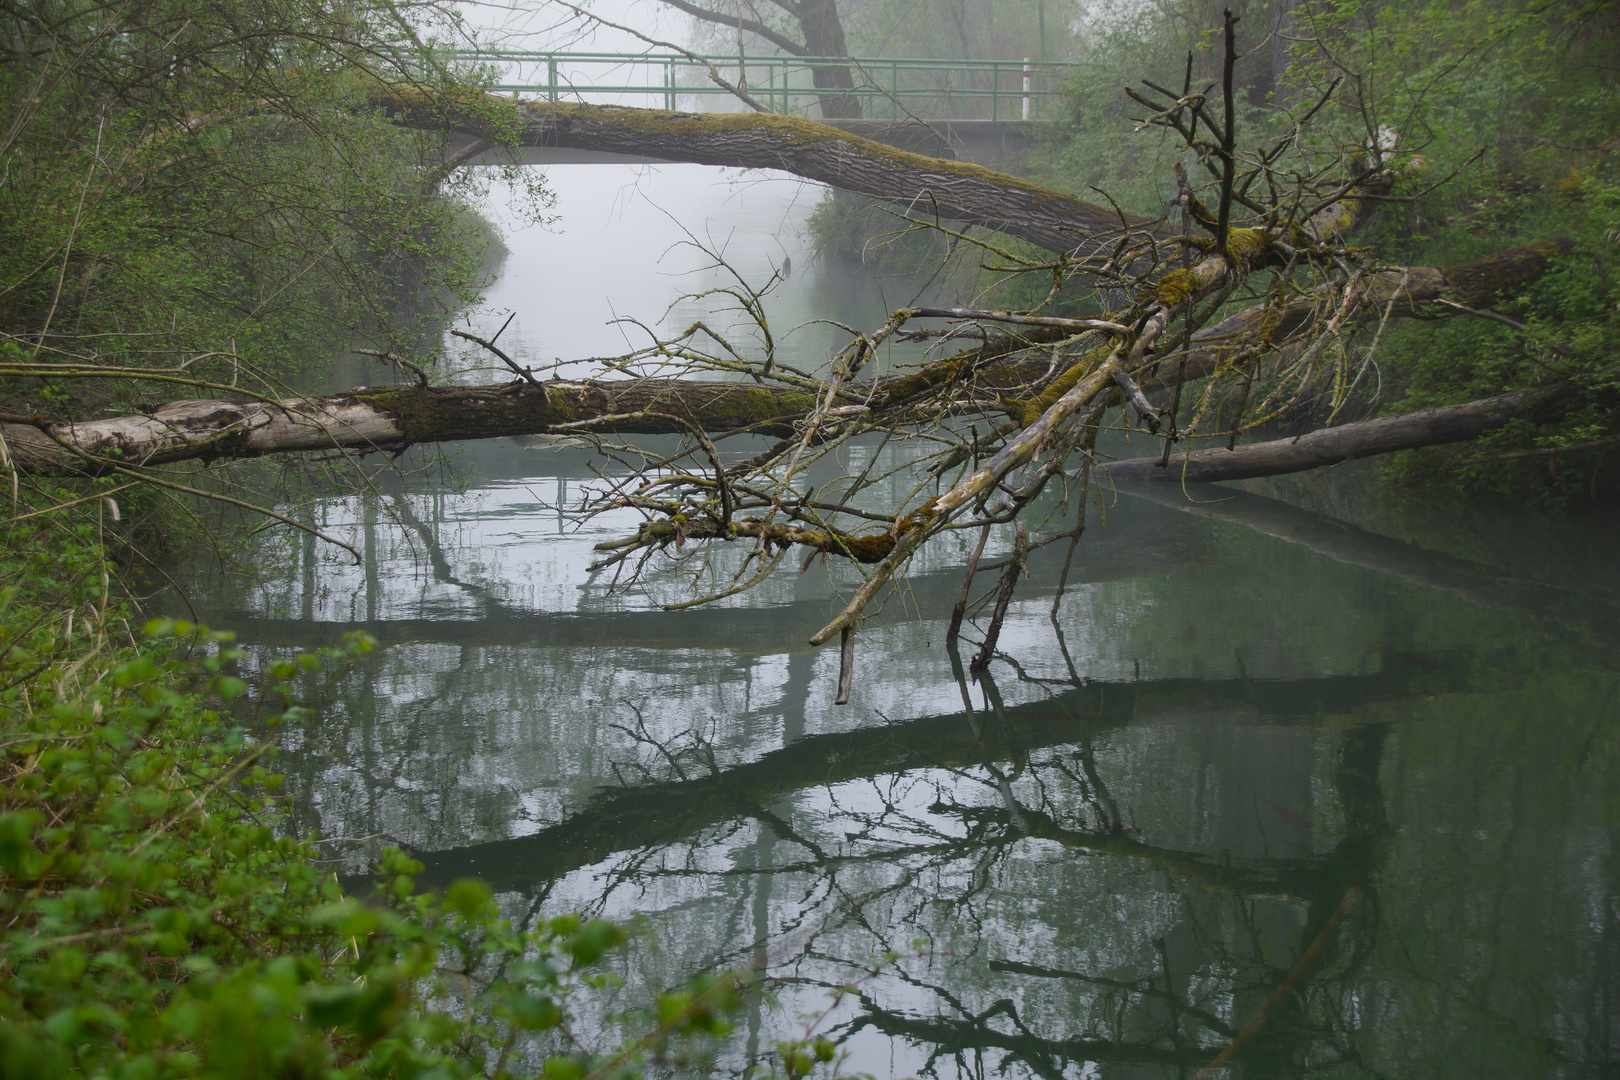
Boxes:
[0,379,819,475]
[7,377,1558,484]
[873,242,1574,412]
[1099,386,1570,484]
[0,238,1574,478]
[407,99,1165,257]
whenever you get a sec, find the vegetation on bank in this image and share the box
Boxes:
[0,2,755,1076]
[0,0,543,428]
[810,0,1619,499]
[1045,0,1619,498]
[0,0,1614,1073]
[0,508,852,1078]
[0,506,557,1076]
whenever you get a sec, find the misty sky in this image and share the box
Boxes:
[457,0,696,56]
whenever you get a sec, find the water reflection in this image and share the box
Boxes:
[174,165,1618,1077]
[179,448,1619,1078]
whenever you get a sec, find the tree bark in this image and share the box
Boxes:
[415,100,1163,256]
[0,379,819,475]
[1,233,1572,478]
[651,0,807,57]
[1099,386,1571,485]
[639,0,862,118]
[795,0,861,118]
[7,377,1563,483]
[1141,239,1576,391]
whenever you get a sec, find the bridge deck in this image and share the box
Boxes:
[455,119,1042,169]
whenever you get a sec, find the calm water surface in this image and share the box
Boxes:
[179,165,1620,1078]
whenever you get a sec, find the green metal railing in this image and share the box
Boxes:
[445,50,1076,121]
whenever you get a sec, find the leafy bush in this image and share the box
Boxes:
[0,606,638,1078]
[0,512,871,1079]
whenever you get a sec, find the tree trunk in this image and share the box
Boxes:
[0,380,819,476]
[1146,240,1575,391]
[410,99,1163,256]
[1099,386,1570,484]
[1,234,1571,478]
[797,0,862,119]
[639,0,861,119]
[6,375,1568,483]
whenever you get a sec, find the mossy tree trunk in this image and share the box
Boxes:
[0,379,819,475]
[0,239,1573,478]
[400,99,1165,256]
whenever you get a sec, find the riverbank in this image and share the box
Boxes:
[0,507,675,1078]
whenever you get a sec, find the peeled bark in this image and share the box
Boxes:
[0,379,819,475]
[1100,386,1569,484]
[0,232,1572,479]
[9,379,1562,485]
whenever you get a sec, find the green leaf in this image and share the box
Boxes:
[444,876,492,919]
[507,992,563,1030]
[568,919,627,966]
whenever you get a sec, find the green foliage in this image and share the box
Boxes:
[0,0,544,414]
[0,512,887,1079]
[1030,0,1284,215]
[0,513,590,1078]
[0,605,578,1078]
[841,0,1078,83]
[1025,0,1620,497]
[804,190,956,274]
[1286,0,1620,496]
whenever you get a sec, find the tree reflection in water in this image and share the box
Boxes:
[386,649,1519,1078]
[217,480,1616,1078]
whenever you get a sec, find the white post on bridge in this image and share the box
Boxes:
[1022,58,1031,120]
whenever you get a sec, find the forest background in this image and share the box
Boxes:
[0,0,1614,1075]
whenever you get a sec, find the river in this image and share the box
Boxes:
[176,163,1620,1078]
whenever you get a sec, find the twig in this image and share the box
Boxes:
[946,523,992,648]
[353,347,430,388]
[1113,369,1161,434]
[834,627,855,705]
[547,0,770,113]
[1215,10,1240,254]
[1051,444,1096,619]
[904,307,1130,334]
[449,329,541,386]
[1431,298,1572,356]
[19,415,363,563]
[1444,436,1620,467]
[970,517,1027,674]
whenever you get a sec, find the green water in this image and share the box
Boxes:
[177,166,1619,1077]
[182,445,1619,1078]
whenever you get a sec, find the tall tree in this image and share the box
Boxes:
[653,0,864,117]
[0,0,532,385]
